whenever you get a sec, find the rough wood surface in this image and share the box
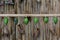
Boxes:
[0,17,59,40]
[0,0,60,40]
[0,0,60,14]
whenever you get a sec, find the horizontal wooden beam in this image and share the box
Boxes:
[0,14,60,16]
